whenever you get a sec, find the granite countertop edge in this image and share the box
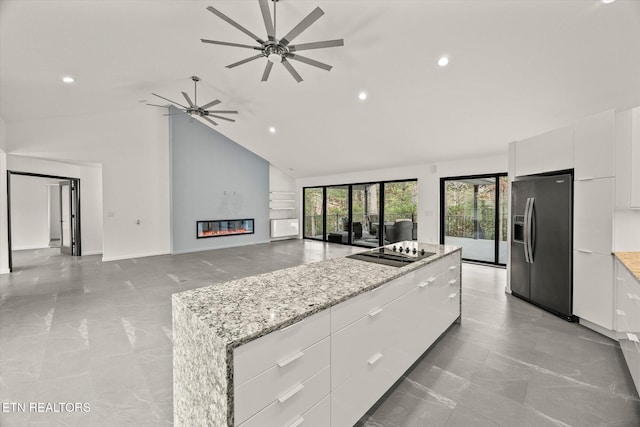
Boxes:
[173,244,461,351]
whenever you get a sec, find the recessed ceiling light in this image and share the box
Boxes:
[437,56,449,67]
[358,91,368,101]
[269,127,276,134]
[601,0,616,4]
[62,76,75,83]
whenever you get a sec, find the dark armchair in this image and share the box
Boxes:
[384,220,414,243]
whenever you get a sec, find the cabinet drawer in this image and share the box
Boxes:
[573,251,614,330]
[238,367,329,427]
[331,344,408,427]
[234,309,330,385]
[443,252,461,283]
[402,257,445,290]
[284,395,330,427]
[235,337,329,425]
[331,275,405,333]
[331,292,408,389]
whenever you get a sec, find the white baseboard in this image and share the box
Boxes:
[82,250,103,256]
[0,268,10,275]
[171,239,271,255]
[12,245,50,251]
[102,250,169,262]
[579,318,617,341]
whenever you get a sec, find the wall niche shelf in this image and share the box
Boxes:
[269,191,298,239]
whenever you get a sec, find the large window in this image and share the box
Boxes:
[303,179,417,248]
[440,174,507,265]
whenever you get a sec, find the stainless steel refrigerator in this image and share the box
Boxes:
[510,172,576,321]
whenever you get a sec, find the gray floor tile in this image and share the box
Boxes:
[2,242,639,426]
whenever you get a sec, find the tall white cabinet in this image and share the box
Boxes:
[509,107,639,336]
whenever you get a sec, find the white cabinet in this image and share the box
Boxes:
[331,252,460,427]
[514,126,573,177]
[574,110,615,180]
[632,108,640,208]
[614,258,640,394]
[231,250,461,426]
[573,251,614,330]
[574,178,614,255]
[234,310,330,426]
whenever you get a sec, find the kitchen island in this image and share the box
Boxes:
[173,242,461,426]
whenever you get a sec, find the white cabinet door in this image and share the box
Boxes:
[574,110,615,180]
[574,251,614,330]
[515,126,573,177]
[632,107,640,208]
[574,178,614,255]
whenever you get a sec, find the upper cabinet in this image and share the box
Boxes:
[514,126,573,177]
[631,108,640,208]
[614,107,640,209]
[574,110,615,180]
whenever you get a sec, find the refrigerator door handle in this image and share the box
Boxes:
[523,198,531,263]
[528,198,536,263]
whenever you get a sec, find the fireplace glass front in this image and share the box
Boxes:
[197,219,254,238]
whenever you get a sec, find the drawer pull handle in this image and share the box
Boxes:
[449,265,457,271]
[448,293,458,299]
[278,384,304,403]
[616,278,625,282]
[278,351,304,368]
[627,293,640,301]
[288,417,304,427]
[627,333,639,343]
[448,279,457,286]
[368,308,383,317]
[577,249,592,254]
[368,353,383,365]
[616,309,626,316]
[418,277,437,288]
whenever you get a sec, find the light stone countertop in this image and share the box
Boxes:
[172,242,461,351]
[615,252,640,281]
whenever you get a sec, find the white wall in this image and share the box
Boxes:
[10,175,52,250]
[4,108,170,261]
[296,154,507,244]
[48,185,61,240]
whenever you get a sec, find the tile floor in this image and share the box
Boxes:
[1,241,639,426]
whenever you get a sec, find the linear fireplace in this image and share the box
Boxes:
[197,219,255,239]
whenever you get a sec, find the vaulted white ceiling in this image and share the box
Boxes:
[2,0,639,178]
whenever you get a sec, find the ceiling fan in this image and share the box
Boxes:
[201,0,344,83]
[147,76,238,126]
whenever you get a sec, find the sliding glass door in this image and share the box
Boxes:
[303,179,417,248]
[440,174,507,265]
[303,187,324,240]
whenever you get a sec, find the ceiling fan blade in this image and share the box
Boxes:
[151,93,188,109]
[288,54,332,71]
[206,6,264,44]
[206,110,239,114]
[200,99,221,110]
[162,112,188,116]
[281,58,303,83]
[261,61,274,82]
[227,54,264,69]
[258,0,275,41]
[208,114,236,123]
[201,39,260,50]
[202,116,218,126]
[182,92,195,107]
[280,7,324,46]
[289,39,344,52]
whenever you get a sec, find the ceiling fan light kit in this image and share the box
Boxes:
[147,76,238,127]
[201,0,344,82]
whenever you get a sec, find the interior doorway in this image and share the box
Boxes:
[6,171,81,272]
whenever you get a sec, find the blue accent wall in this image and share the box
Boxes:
[170,108,269,253]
